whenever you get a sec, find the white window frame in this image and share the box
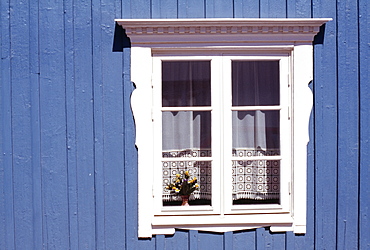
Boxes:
[115,18,331,238]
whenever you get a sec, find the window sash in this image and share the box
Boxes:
[222,55,291,213]
[152,54,291,216]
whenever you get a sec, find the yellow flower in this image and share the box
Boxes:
[195,184,199,188]
[172,187,176,190]
[193,177,197,181]
[185,171,189,175]
[176,174,181,177]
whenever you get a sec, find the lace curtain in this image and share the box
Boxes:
[161,60,280,202]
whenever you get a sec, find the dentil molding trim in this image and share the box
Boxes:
[115,18,331,45]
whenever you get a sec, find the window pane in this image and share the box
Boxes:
[162,61,211,107]
[232,61,279,106]
[232,109,280,205]
[162,111,211,157]
[232,110,280,154]
[162,161,212,206]
[232,160,280,205]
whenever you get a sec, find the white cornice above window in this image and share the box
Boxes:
[115,18,331,46]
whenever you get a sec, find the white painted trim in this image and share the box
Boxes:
[291,45,314,233]
[116,18,331,45]
[120,18,331,238]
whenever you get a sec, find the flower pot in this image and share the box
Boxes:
[181,195,190,206]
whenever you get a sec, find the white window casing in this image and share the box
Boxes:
[115,18,331,238]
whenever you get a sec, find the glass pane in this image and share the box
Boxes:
[162,111,211,158]
[232,110,280,154]
[232,61,279,106]
[162,61,211,107]
[232,160,280,205]
[162,161,212,206]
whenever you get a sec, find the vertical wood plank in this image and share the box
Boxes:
[163,230,189,250]
[270,233,285,250]
[29,0,43,248]
[233,230,256,250]
[91,0,105,247]
[337,0,359,249]
[359,0,369,249]
[260,0,287,18]
[233,0,260,18]
[39,0,69,248]
[123,0,151,19]
[256,229,286,250]
[178,0,205,18]
[312,0,338,249]
[205,0,234,18]
[152,0,178,18]
[10,0,34,248]
[73,0,96,248]
[198,232,223,250]
[155,234,165,250]
[0,0,15,249]
[285,231,295,249]
[99,0,126,249]
[255,227,265,250]
[287,0,311,17]
[63,0,78,249]
[189,230,199,250]
[223,231,233,250]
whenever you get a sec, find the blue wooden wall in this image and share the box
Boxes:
[0,0,368,249]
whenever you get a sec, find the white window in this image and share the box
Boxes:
[115,18,331,238]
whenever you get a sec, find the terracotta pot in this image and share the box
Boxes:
[181,195,190,206]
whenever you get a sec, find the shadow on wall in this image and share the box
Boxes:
[113,22,131,51]
[313,23,327,45]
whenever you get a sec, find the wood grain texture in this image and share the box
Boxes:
[39,0,69,247]
[0,0,369,249]
[178,0,205,18]
[312,0,338,249]
[336,0,360,249]
[206,0,234,18]
[260,0,287,17]
[100,0,126,248]
[0,0,15,249]
[152,0,178,18]
[233,230,256,249]
[91,0,105,248]
[234,0,260,18]
[198,231,224,250]
[287,0,311,17]
[11,0,34,248]
[72,0,96,248]
[29,0,43,248]
[64,0,79,247]
[359,0,369,249]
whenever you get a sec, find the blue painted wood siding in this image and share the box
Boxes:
[0,0,368,249]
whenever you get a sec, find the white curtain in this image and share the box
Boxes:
[162,61,212,202]
[231,61,280,201]
[161,60,280,202]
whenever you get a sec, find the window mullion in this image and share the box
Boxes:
[210,56,222,215]
[221,56,233,214]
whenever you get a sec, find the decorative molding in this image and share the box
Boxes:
[115,18,332,45]
[123,18,332,238]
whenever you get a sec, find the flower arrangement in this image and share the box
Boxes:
[165,171,199,196]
